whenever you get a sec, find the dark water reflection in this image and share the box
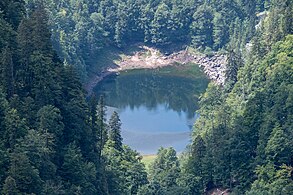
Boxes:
[93,67,209,154]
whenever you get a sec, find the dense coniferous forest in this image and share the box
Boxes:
[0,0,292,194]
[26,0,267,79]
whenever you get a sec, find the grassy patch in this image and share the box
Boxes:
[120,62,207,80]
[141,155,156,171]
[156,62,206,79]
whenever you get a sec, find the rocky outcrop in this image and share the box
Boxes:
[193,53,227,85]
[170,51,227,85]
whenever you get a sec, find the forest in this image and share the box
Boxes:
[0,0,292,194]
[29,0,267,79]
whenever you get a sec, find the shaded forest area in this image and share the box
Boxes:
[0,0,292,194]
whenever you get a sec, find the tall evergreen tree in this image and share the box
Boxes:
[61,143,97,194]
[2,176,19,195]
[108,111,123,151]
[148,147,181,193]
[3,108,28,149]
[0,46,14,97]
[7,152,43,194]
[96,95,108,161]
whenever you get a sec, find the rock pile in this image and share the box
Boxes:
[171,51,227,85]
[191,53,227,85]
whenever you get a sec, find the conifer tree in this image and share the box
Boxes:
[7,152,42,194]
[2,176,19,195]
[61,143,97,194]
[108,111,123,151]
[148,147,181,192]
[3,108,28,149]
[37,105,64,147]
[96,95,108,160]
[265,125,292,166]
[0,46,14,97]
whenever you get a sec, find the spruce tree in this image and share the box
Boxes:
[0,46,14,97]
[148,147,181,192]
[3,108,28,149]
[108,111,123,151]
[96,95,108,160]
[61,143,97,194]
[7,152,42,194]
[2,176,19,195]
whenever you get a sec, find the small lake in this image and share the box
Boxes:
[93,64,209,154]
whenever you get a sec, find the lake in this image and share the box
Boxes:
[93,63,209,154]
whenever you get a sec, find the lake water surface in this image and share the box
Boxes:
[93,64,209,154]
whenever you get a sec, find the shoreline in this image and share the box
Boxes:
[85,46,227,96]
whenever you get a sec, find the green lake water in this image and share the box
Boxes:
[93,64,209,154]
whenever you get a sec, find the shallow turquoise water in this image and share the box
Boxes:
[93,66,209,154]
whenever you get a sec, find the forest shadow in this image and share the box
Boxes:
[155,41,188,55]
[87,46,122,78]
